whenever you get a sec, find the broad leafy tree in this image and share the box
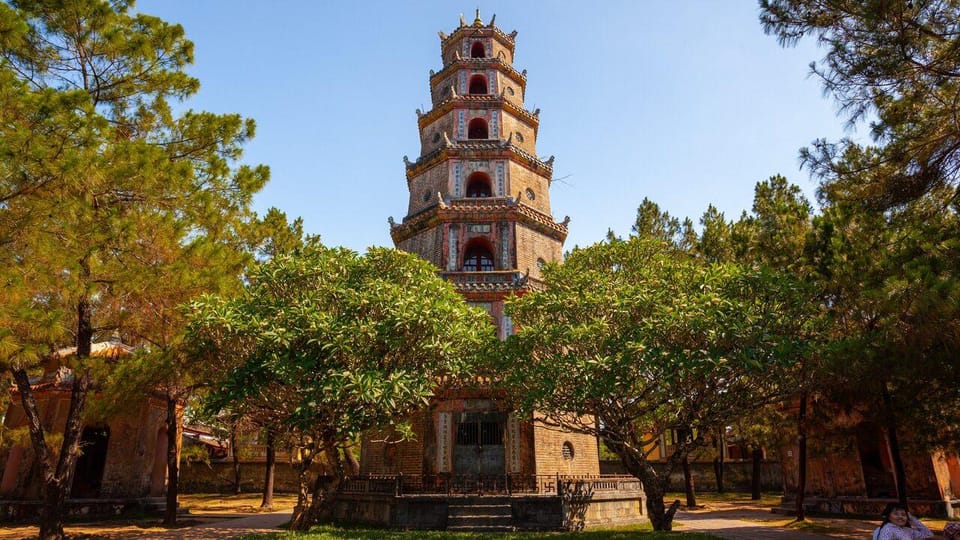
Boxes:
[0,2,266,537]
[500,237,815,530]
[187,245,491,530]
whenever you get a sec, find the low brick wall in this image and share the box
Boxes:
[178,461,312,493]
[330,491,645,531]
[0,497,164,522]
[599,459,783,492]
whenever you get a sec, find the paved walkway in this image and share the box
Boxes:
[146,510,293,539]
[676,505,877,540]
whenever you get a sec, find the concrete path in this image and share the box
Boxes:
[144,510,292,539]
[676,506,877,540]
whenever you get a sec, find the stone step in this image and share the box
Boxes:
[446,501,515,532]
[447,524,515,533]
[448,504,512,517]
[448,514,513,526]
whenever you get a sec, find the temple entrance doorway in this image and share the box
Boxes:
[453,411,506,478]
[71,426,110,498]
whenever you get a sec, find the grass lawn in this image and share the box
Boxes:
[238,524,721,539]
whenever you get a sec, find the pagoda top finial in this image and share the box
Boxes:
[473,8,483,26]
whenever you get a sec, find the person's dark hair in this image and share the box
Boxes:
[880,502,909,526]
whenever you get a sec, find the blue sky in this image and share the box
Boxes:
[136,1,854,252]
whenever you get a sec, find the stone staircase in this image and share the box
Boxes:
[446,497,515,532]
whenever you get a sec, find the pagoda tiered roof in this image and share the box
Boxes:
[406,140,553,181]
[439,19,517,54]
[429,57,527,101]
[390,196,568,244]
[418,95,539,132]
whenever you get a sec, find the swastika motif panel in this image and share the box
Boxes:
[457,110,465,139]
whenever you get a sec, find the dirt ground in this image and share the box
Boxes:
[0,493,297,540]
[669,492,955,539]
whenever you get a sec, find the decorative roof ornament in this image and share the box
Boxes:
[459,13,466,27]
[513,269,530,288]
[437,192,447,208]
[562,216,571,227]
[509,30,518,39]
[546,155,555,166]
[438,31,448,40]
[415,108,422,118]
[403,155,412,167]
[473,9,483,26]
[488,14,496,27]
[388,216,396,228]
[450,85,458,98]
[442,132,453,147]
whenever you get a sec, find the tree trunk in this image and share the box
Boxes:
[289,452,315,531]
[24,293,95,540]
[304,447,345,525]
[163,394,181,526]
[231,423,241,495]
[881,383,909,509]
[12,369,60,540]
[751,446,763,500]
[795,391,808,521]
[682,453,697,508]
[617,446,680,531]
[714,430,725,493]
[343,445,360,475]
[260,430,275,509]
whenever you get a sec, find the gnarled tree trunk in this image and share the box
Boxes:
[14,294,94,540]
[616,444,680,531]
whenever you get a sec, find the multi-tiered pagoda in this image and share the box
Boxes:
[361,11,598,486]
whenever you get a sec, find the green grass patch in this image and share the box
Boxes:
[238,523,721,539]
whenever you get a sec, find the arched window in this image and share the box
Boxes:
[466,172,492,197]
[462,240,495,271]
[468,74,488,95]
[468,118,488,139]
[471,41,486,58]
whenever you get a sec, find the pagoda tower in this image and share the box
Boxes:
[362,12,597,483]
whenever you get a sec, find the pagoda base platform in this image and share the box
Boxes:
[327,475,646,530]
